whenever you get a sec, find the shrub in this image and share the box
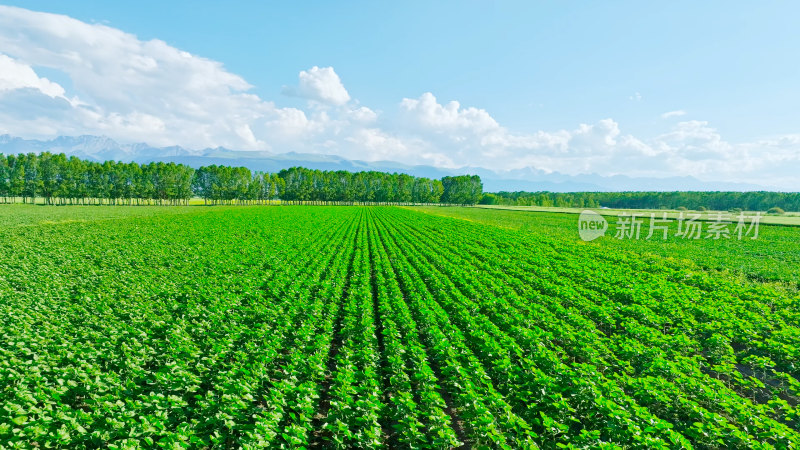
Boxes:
[676,206,688,211]
[728,207,742,214]
[697,206,708,212]
[768,207,785,215]
[479,193,498,205]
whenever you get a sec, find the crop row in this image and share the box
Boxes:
[1,205,798,448]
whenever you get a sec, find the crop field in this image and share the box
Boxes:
[413,206,800,289]
[474,205,800,227]
[2,206,800,448]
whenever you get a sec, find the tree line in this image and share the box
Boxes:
[9,152,793,210]
[0,152,484,206]
[481,191,800,212]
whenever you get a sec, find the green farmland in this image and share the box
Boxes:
[2,205,800,448]
[411,206,800,289]
[474,205,800,227]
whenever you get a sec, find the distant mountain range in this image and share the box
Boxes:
[0,134,772,192]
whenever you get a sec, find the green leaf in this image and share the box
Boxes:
[12,416,27,426]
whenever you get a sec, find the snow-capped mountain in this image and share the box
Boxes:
[0,135,772,192]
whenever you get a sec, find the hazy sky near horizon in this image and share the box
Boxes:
[0,2,798,188]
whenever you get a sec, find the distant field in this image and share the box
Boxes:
[476,204,800,226]
[0,204,198,228]
[411,206,800,288]
[2,205,800,447]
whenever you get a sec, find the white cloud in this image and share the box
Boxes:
[265,108,314,139]
[345,128,410,161]
[0,54,67,98]
[0,5,273,149]
[393,91,800,187]
[396,93,653,171]
[0,6,798,189]
[400,92,500,134]
[629,92,642,101]
[347,106,378,123]
[654,120,732,160]
[661,110,687,119]
[282,66,350,106]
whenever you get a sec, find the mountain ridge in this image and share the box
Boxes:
[0,134,774,192]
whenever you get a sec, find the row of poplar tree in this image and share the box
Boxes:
[0,152,483,205]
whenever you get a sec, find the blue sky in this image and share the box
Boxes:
[0,2,799,187]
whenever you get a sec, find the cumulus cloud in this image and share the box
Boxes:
[396,93,652,171]
[653,120,733,161]
[393,92,800,188]
[661,110,687,119]
[347,106,378,123]
[400,92,500,134]
[0,5,273,149]
[0,5,798,188]
[282,66,350,105]
[0,54,66,98]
